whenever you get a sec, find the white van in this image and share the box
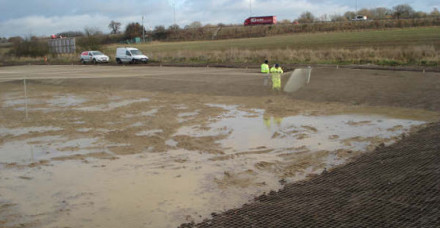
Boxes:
[115,47,149,64]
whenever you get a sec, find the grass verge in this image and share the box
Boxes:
[1,27,440,67]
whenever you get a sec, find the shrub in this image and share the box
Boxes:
[144,45,439,67]
[77,27,104,50]
[9,37,49,57]
[77,36,102,50]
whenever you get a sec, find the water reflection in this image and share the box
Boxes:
[263,114,284,129]
[0,100,431,228]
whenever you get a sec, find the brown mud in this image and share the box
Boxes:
[184,122,440,227]
[0,65,439,228]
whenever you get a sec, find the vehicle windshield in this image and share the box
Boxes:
[130,49,143,55]
[91,51,104,55]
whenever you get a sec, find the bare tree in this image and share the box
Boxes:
[431,8,440,17]
[414,11,428,18]
[185,21,203,29]
[370,7,391,19]
[78,27,103,50]
[344,11,356,20]
[108,20,122,34]
[168,24,180,31]
[124,22,145,39]
[357,8,372,18]
[318,14,330,22]
[8,36,24,44]
[84,27,102,36]
[152,25,168,40]
[297,11,315,23]
[393,4,415,19]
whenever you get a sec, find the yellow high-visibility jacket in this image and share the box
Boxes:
[270,66,283,73]
[261,63,270,73]
[270,66,284,88]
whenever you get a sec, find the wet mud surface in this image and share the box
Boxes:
[0,65,440,228]
[186,122,440,228]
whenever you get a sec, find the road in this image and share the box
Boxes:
[0,65,251,82]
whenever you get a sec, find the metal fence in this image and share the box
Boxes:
[48,38,76,54]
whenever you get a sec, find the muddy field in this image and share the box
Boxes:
[0,65,439,228]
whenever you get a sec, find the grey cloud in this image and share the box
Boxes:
[0,0,435,37]
[0,0,168,20]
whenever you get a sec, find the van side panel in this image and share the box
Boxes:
[116,48,130,63]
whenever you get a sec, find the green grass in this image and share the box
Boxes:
[100,27,440,66]
[0,47,10,55]
[2,27,439,66]
[106,27,440,54]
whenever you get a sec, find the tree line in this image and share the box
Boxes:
[2,4,439,58]
[115,4,440,41]
[295,4,440,23]
[3,4,438,43]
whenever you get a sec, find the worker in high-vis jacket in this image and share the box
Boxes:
[261,60,270,86]
[270,63,284,92]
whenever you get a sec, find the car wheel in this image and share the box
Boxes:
[81,59,86,64]
[116,58,122,64]
[92,59,97,64]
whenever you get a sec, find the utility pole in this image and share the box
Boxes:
[249,0,252,17]
[173,1,176,25]
[355,0,358,14]
[23,78,28,120]
[142,16,145,43]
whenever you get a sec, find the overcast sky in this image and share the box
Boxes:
[0,0,438,37]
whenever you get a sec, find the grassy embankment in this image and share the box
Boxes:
[2,26,440,66]
[110,26,440,66]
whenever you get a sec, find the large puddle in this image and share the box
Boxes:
[0,83,437,228]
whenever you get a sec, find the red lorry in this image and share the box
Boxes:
[244,16,277,26]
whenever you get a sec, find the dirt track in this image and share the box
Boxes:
[1,65,439,228]
[3,65,436,111]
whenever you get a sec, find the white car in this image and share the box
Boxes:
[115,47,149,64]
[80,51,110,64]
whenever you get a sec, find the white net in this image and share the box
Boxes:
[283,67,312,93]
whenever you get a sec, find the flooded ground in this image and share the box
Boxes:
[1,78,437,228]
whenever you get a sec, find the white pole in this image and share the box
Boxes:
[173,1,176,25]
[307,66,312,84]
[142,16,145,43]
[355,0,358,14]
[250,0,252,17]
[24,78,28,120]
